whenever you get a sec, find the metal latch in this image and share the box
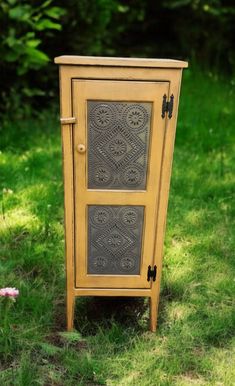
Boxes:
[161,94,174,119]
[147,265,157,282]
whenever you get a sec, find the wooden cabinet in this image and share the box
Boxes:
[54,56,188,332]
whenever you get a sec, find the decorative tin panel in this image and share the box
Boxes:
[87,101,152,189]
[88,205,144,275]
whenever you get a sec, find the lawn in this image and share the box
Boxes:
[0,69,235,385]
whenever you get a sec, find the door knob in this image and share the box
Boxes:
[77,144,86,153]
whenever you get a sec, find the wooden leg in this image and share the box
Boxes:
[149,295,157,332]
[67,294,75,331]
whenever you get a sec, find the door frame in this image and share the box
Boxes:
[72,79,169,288]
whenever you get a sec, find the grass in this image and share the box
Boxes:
[0,68,235,385]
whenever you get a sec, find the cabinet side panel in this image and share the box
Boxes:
[59,66,75,296]
[151,69,183,327]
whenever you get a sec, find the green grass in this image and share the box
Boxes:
[0,69,235,385]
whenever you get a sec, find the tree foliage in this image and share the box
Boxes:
[0,0,234,114]
[0,0,65,112]
[1,0,65,73]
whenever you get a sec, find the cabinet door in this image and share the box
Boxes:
[72,80,169,288]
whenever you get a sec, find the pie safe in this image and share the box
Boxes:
[54,55,188,331]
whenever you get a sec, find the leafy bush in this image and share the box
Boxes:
[0,0,65,115]
[1,0,235,117]
[1,0,65,74]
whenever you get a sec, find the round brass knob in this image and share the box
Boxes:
[77,144,86,153]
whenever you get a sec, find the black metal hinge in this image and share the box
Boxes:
[147,265,157,282]
[162,94,174,119]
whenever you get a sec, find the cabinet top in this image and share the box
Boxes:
[54,55,188,68]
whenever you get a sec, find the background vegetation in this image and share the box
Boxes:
[1,0,235,115]
[0,1,235,385]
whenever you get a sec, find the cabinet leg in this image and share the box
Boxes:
[149,296,157,332]
[67,294,75,331]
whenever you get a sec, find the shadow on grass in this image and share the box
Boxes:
[74,296,149,335]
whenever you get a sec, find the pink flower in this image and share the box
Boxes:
[0,287,19,298]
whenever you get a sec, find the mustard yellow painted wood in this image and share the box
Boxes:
[74,288,152,297]
[55,55,188,68]
[60,117,76,125]
[73,80,168,289]
[59,66,76,331]
[55,56,187,332]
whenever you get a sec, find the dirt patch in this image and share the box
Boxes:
[46,332,88,351]
[51,302,66,332]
